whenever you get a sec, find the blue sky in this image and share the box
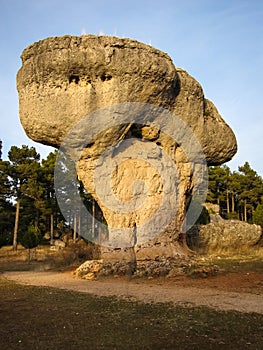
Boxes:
[0,0,263,175]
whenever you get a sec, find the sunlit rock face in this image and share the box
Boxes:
[188,220,262,254]
[17,35,237,261]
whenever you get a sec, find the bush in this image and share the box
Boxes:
[196,205,210,225]
[20,225,40,263]
[0,231,12,248]
[53,240,101,268]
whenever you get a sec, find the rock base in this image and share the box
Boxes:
[74,257,196,279]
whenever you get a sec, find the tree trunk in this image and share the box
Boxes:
[244,200,247,222]
[34,246,37,261]
[73,212,77,243]
[231,192,235,213]
[28,248,31,264]
[13,199,20,251]
[50,213,54,245]
[226,189,230,214]
[78,212,81,236]
[240,206,243,221]
[217,187,220,206]
[35,209,39,228]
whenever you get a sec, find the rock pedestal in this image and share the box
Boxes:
[17,35,237,263]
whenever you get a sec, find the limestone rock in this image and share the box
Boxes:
[17,35,177,148]
[53,239,66,250]
[17,35,238,261]
[17,35,236,163]
[187,221,262,253]
[74,259,103,278]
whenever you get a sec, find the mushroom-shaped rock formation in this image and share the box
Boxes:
[17,35,237,263]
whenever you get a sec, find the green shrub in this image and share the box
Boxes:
[20,225,40,263]
[196,205,210,225]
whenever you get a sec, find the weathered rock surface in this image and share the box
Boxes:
[17,35,237,164]
[187,220,262,253]
[74,259,103,279]
[17,35,237,262]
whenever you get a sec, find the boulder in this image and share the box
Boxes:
[187,220,262,253]
[53,239,66,250]
[17,35,237,262]
[17,35,236,163]
[74,259,103,278]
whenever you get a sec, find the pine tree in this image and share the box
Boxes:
[0,158,14,246]
[207,162,263,222]
[237,162,263,222]
[40,150,62,243]
[5,145,40,250]
[207,165,231,217]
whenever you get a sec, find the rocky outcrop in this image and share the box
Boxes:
[74,259,104,279]
[17,35,237,262]
[187,220,262,253]
[17,35,236,163]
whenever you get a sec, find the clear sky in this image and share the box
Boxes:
[1,0,263,175]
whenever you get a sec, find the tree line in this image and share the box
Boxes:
[207,162,263,225]
[0,144,102,250]
[0,144,263,250]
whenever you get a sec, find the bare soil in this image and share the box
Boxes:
[3,267,263,314]
[1,247,263,349]
[1,245,263,314]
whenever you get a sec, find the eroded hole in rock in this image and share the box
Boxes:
[129,124,142,138]
[69,75,80,84]
[101,73,112,82]
[85,141,95,148]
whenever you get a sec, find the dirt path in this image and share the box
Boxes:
[4,270,263,314]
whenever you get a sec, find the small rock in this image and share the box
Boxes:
[83,272,96,280]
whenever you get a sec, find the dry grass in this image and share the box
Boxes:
[0,243,262,349]
[0,276,262,350]
[204,246,263,258]
[199,254,263,274]
[0,242,99,272]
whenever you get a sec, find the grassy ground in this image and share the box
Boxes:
[0,245,262,349]
[209,255,263,273]
[189,253,263,274]
[1,244,262,274]
[0,276,262,350]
